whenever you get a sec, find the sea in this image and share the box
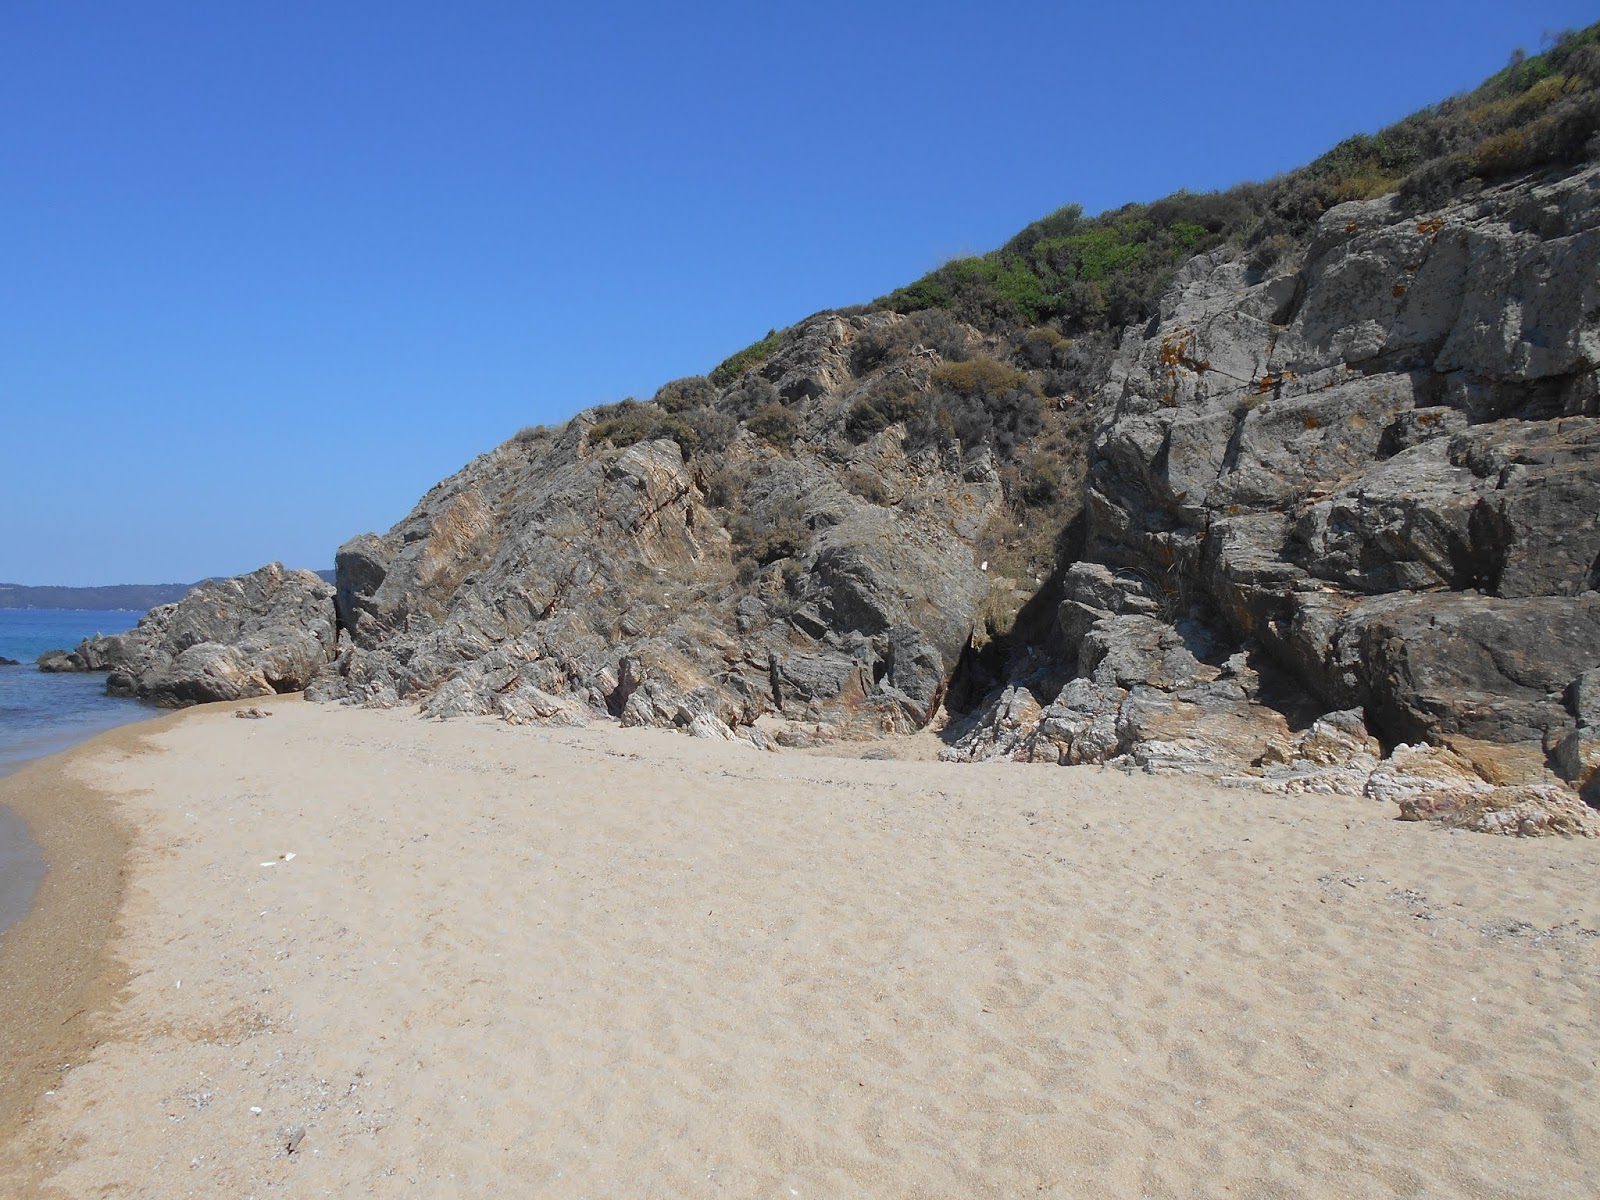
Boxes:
[0,608,157,936]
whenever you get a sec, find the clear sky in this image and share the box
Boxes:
[3,1,1594,586]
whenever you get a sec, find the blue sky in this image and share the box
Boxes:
[3,1,1594,586]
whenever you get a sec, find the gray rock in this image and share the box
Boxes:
[1553,727,1600,802]
[939,165,1600,834]
[66,564,337,707]
[1086,168,1600,759]
[1349,592,1600,746]
[309,313,1006,736]
[1569,669,1600,728]
[35,649,81,672]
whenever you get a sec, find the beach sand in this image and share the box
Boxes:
[1,697,1597,1199]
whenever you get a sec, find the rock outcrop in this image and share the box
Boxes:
[945,165,1600,835]
[43,563,338,707]
[309,313,1013,742]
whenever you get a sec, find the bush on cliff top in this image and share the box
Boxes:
[709,329,783,386]
[586,399,735,459]
[871,23,1600,339]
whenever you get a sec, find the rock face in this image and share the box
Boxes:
[45,564,338,707]
[946,165,1600,835]
[309,314,1009,740]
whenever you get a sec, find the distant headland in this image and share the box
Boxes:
[0,572,334,612]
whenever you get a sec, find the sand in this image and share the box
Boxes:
[1,697,1598,1199]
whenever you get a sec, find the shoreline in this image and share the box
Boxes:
[0,706,192,1175]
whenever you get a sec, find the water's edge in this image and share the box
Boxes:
[0,805,46,939]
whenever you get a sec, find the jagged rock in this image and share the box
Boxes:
[129,150,1593,838]
[1038,678,1126,765]
[1053,166,1600,828]
[883,624,948,719]
[1363,742,1494,809]
[1349,592,1600,746]
[937,166,1600,835]
[1235,710,1382,796]
[687,712,737,740]
[1568,668,1600,726]
[938,685,1044,762]
[309,314,1006,736]
[1358,743,1598,836]
[76,565,338,707]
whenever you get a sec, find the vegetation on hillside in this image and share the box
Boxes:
[872,24,1600,339]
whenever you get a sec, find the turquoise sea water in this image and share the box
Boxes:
[1,609,159,937]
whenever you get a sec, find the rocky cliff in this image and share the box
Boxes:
[944,164,1600,835]
[306,312,1052,745]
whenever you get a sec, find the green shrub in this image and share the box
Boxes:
[723,373,780,420]
[585,399,653,447]
[879,277,952,314]
[1017,326,1068,368]
[710,329,784,386]
[683,406,738,456]
[992,258,1049,323]
[920,356,1043,458]
[849,322,917,375]
[864,20,1600,347]
[841,468,891,505]
[704,461,750,509]
[908,309,972,360]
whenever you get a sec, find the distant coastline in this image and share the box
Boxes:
[0,571,333,612]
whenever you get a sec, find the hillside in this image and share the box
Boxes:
[68,27,1600,834]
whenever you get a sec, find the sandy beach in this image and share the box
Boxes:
[1,698,1597,1198]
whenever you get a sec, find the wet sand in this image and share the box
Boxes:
[0,806,47,939]
[0,710,187,1164]
[1,697,1598,1198]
